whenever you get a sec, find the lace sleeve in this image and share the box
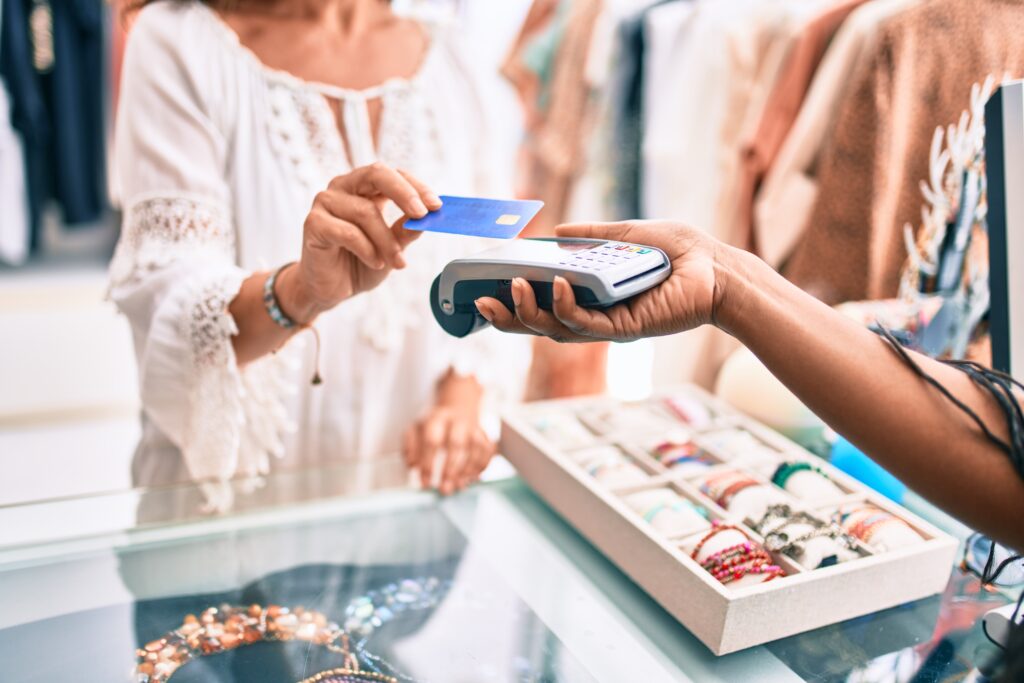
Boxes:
[109,10,298,511]
[109,195,295,513]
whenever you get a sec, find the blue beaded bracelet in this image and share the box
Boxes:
[263,263,297,329]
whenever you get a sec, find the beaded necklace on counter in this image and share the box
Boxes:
[134,604,395,683]
[343,576,453,681]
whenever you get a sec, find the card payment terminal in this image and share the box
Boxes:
[431,237,671,337]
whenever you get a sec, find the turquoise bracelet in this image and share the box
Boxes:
[642,500,708,524]
[772,461,826,490]
[263,263,298,329]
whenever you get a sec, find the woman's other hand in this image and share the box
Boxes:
[402,372,494,496]
[276,163,442,324]
[474,221,726,343]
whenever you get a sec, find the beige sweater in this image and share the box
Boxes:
[783,0,1024,304]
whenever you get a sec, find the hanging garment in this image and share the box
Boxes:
[501,0,563,133]
[755,0,918,270]
[710,0,841,246]
[532,0,604,227]
[783,0,1024,304]
[606,8,647,220]
[0,0,108,248]
[107,3,530,510]
[642,0,785,238]
[726,0,868,252]
[1,0,48,247]
[685,0,837,390]
[0,79,30,265]
[49,0,107,225]
[603,0,679,221]
[510,0,604,231]
[561,0,655,224]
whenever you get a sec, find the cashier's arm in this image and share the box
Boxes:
[475,221,1024,551]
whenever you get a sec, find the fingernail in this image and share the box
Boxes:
[427,194,442,208]
[553,277,564,302]
[475,299,493,321]
[374,259,385,270]
[511,279,523,306]
[411,198,428,218]
[394,251,406,269]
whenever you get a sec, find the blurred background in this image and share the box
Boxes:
[0,0,1008,519]
[0,0,538,509]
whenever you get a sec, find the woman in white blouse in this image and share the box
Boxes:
[109,0,530,510]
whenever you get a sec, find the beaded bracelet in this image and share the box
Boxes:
[846,512,891,538]
[840,507,912,545]
[262,262,324,385]
[652,440,709,468]
[715,479,761,509]
[860,517,909,544]
[297,670,398,683]
[264,263,299,329]
[690,530,785,584]
[699,542,768,570]
[835,505,876,528]
[771,461,827,490]
[689,523,750,561]
[715,562,785,584]
[701,471,762,509]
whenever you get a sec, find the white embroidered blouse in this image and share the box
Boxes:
[108,2,529,509]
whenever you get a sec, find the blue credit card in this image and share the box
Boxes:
[404,196,544,239]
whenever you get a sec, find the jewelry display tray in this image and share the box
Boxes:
[499,385,958,655]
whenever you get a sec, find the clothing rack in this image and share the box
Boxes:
[0,0,114,267]
[504,0,1024,382]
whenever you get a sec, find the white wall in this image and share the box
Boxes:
[0,263,139,505]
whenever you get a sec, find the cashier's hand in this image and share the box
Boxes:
[474,222,723,342]
[402,372,495,495]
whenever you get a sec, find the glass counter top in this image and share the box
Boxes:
[0,469,1013,682]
